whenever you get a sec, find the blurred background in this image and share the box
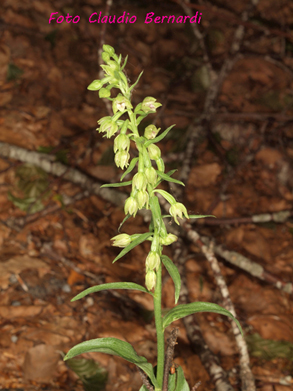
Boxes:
[0,0,292,390]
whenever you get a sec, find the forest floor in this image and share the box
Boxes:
[0,0,293,390]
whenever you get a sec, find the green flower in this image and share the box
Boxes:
[124,196,139,217]
[144,125,159,140]
[136,190,149,209]
[114,150,130,169]
[112,94,132,114]
[145,269,157,291]
[132,172,147,191]
[114,134,130,153]
[141,97,162,113]
[97,117,118,138]
[111,234,131,248]
[169,202,189,225]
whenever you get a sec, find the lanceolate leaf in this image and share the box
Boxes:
[120,157,139,181]
[71,282,151,302]
[162,302,243,335]
[66,357,108,391]
[118,214,132,232]
[168,366,190,391]
[145,125,176,147]
[113,232,153,263]
[129,71,144,92]
[161,255,181,304]
[64,338,159,389]
[100,180,132,188]
[188,214,216,219]
[157,171,185,186]
[162,214,216,219]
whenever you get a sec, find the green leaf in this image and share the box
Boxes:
[120,157,139,181]
[121,55,128,70]
[153,189,176,206]
[145,125,176,147]
[118,214,132,232]
[168,366,190,391]
[100,180,132,188]
[162,214,216,219]
[113,232,153,263]
[161,256,181,304]
[129,71,144,92]
[66,357,108,391]
[71,282,151,302]
[7,193,45,214]
[162,302,243,335]
[139,386,148,391]
[157,171,184,186]
[64,338,159,389]
[188,214,216,219]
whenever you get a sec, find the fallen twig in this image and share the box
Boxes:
[200,241,255,391]
[1,142,290,296]
[162,328,179,391]
[173,238,236,391]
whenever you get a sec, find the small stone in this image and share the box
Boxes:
[62,284,71,293]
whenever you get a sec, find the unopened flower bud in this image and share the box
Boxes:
[136,190,149,209]
[132,172,147,191]
[145,167,157,185]
[146,251,160,271]
[111,233,131,248]
[115,150,130,169]
[148,144,161,160]
[169,202,189,225]
[99,88,111,98]
[124,196,138,217]
[160,234,178,246]
[87,79,104,91]
[145,270,157,291]
[144,125,159,140]
[141,97,162,113]
[114,134,130,153]
[101,52,111,63]
[103,44,115,56]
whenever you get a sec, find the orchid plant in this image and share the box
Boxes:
[64,45,242,391]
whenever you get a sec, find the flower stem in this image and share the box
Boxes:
[150,195,165,389]
[154,261,164,389]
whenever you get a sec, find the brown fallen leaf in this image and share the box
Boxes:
[23,344,60,382]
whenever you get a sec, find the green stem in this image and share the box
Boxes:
[149,195,165,389]
[154,261,164,389]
